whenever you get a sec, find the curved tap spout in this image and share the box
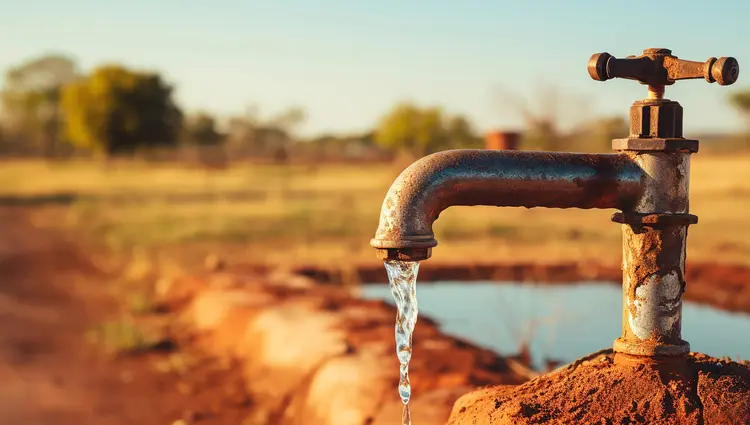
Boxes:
[370,149,645,261]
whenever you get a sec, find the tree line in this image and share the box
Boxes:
[2,53,750,161]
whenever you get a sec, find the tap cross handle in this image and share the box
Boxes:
[588,48,739,87]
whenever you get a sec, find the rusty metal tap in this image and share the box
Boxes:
[371,48,739,359]
[588,48,738,357]
[588,48,739,99]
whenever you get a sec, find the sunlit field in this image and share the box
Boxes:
[3,153,749,268]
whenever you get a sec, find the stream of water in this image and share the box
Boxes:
[384,260,420,425]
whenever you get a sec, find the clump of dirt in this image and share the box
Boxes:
[449,350,750,425]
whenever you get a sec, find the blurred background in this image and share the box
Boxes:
[2,1,750,425]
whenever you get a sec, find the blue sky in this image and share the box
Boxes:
[2,0,748,136]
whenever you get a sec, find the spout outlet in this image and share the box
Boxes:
[371,149,645,260]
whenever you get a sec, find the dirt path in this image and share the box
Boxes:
[0,207,250,425]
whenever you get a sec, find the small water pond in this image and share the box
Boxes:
[360,281,750,369]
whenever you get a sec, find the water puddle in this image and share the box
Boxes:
[363,281,750,369]
[384,260,420,425]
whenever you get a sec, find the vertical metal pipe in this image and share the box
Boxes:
[630,152,690,214]
[613,222,690,356]
[613,151,693,356]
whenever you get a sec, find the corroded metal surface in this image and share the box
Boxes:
[613,222,691,356]
[588,48,739,88]
[627,152,691,214]
[370,150,645,260]
[612,212,698,226]
[612,138,699,153]
[627,100,684,139]
[613,98,698,152]
[587,48,714,358]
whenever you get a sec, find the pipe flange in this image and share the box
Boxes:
[611,212,698,227]
[613,337,690,357]
[612,138,699,153]
[375,248,432,261]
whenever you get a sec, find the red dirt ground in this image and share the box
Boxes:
[0,207,252,425]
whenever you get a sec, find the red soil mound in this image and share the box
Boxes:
[449,350,750,425]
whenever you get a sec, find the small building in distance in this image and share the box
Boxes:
[485,130,521,150]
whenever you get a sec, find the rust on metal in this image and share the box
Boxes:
[591,48,739,155]
[369,150,645,261]
[625,151,691,215]
[613,222,691,356]
[646,85,665,100]
[612,138,698,153]
[593,50,707,357]
[588,48,739,89]
[375,247,431,262]
[626,99,685,139]
[612,212,698,227]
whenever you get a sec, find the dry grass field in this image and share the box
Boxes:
[2,153,749,268]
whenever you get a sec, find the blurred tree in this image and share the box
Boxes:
[523,119,562,151]
[445,115,483,149]
[225,105,260,154]
[729,90,750,148]
[495,86,562,151]
[266,106,306,162]
[183,112,223,145]
[493,84,591,151]
[184,112,227,169]
[59,65,182,156]
[729,90,750,120]
[268,106,306,137]
[223,105,307,161]
[0,54,78,157]
[376,103,433,156]
[303,131,377,161]
[374,102,477,156]
[594,116,629,146]
[572,116,629,152]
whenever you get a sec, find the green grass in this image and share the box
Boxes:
[4,155,750,266]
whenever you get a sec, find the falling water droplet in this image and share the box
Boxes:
[384,259,420,425]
